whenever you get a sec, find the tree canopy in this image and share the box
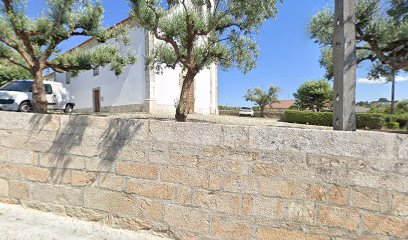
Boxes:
[0,59,30,85]
[309,0,408,79]
[293,79,333,112]
[0,0,135,112]
[129,0,282,121]
[244,86,279,117]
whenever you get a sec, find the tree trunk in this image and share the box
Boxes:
[175,69,196,122]
[31,70,48,113]
[260,106,265,117]
[390,70,396,115]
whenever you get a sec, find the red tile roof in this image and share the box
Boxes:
[268,100,296,109]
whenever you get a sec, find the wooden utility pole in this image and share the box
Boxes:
[333,0,357,131]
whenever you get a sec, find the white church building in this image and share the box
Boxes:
[51,18,218,115]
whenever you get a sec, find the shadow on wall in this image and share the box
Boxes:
[28,114,142,183]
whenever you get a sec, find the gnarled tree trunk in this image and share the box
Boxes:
[176,69,196,122]
[31,69,48,113]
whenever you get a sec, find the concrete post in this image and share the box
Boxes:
[333,0,357,131]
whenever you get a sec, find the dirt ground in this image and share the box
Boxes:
[0,203,170,240]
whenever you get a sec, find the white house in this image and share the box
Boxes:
[52,18,218,115]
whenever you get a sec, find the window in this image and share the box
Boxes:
[93,67,99,76]
[0,81,32,92]
[45,84,53,94]
[66,72,71,85]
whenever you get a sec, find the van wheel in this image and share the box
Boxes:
[18,101,32,112]
[64,104,74,114]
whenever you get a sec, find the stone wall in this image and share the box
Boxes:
[0,111,407,240]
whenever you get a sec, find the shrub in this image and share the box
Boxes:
[392,113,408,128]
[386,122,400,129]
[356,113,386,129]
[284,110,332,126]
[284,111,389,129]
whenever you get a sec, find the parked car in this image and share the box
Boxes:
[239,107,255,117]
[0,80,75,113]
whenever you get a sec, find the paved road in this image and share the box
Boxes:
[0,203,170,240]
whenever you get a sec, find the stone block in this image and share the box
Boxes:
[164,204,210,234]
[391,193,408,217]
[252,163,282,177]
[211,220,252,240]
[2,149,33,164]
[220,125,249,148]
[244,196,286,219]
[149,121,222,146]
[69,171,97,187]
[161,167,208,188]
[8,181,30,199]
[39,153,86,169]
[116,162,159,180]
[84,187,132,216]
[133,197,164,222]
[249,126,398,160]
[0,164,20,179]
[364,213,408,238]
[98,173,124,191]
[175,186,192,205]
[0,178,8,196]
[223,175,258,194]
[349,187,379,211]
[287,202,315,224]
[397,134,408,160]
[192,191,241,215]
[256,227,329,240]
[31,184,83,206]
[318,206,360,230]
[20,166,49,182]
[169,153,198,168]
[125,179,174,200]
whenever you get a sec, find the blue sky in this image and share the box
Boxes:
[29,0,408,107]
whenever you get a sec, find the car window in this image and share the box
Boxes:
[45,84,53,94]
[241,107,251,110]
[0,81,32,92]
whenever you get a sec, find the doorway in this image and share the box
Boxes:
[93,88,101,112]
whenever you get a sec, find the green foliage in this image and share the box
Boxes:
[356,113,386,129]
[386,121,400,129]
[397,100,408,112]
[0,0,135,112]
[130,0,282,74]
[244,86,279,116]
[284,110,400,130]
[0,60,31,85]
[293,80,333,112]
[0,0,134,78]
[308,0,408,80]
[284,110,333,126]
[391,113,408,128]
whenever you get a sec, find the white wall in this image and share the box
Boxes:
[56,27,146,111]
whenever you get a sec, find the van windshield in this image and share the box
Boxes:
[0,81,32,92]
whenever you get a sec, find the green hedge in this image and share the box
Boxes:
[284,110,400,129]
[284,111,333,126]
[356,113,386,129]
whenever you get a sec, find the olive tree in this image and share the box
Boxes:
[129,0,282,121]
[244,86,279,117]
[308,0,408,114]
[293,80,334,112]
[0,0,135,113]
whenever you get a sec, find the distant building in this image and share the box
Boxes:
[267,100,296,110]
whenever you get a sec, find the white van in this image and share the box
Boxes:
[0,80,75,113]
